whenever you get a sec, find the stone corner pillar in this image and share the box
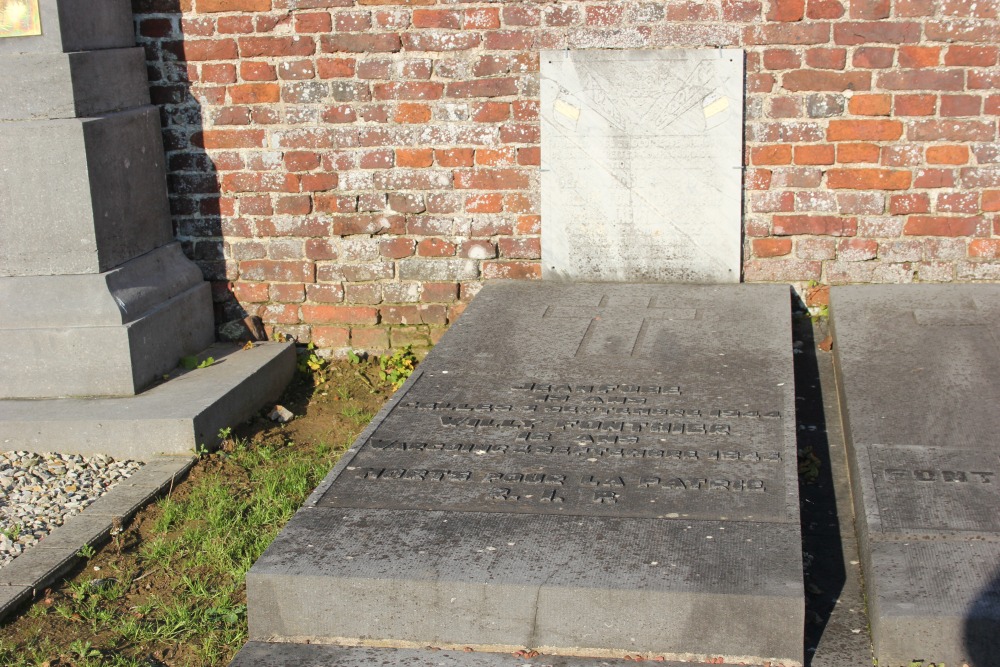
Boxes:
[0,0,215,398]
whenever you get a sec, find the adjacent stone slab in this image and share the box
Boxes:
[0,106,173,276]
[540,50,743,283]
[0,0,134,55]
[831,284,1000,667]
[230,642,748,667]
[0,243,214,398]
[0,48,149,120]
[247,283,802,665]
[0,342,296,459]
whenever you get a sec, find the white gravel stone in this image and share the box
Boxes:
[0,451,143,568]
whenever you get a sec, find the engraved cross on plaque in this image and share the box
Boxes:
[542,295,696,358]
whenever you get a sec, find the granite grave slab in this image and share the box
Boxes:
[830,284,1000,667]
[540,50,743,283]
[245,283,803,665]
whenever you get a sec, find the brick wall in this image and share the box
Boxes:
[132,0,1000,351]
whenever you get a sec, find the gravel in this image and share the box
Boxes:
[0,451,143,568]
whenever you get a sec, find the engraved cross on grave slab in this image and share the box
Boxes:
[542,294,696,358]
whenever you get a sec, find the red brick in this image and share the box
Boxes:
[926,145,970,165]
[395,148,433,168]
[311,326,350,348]
[201,63,237,84]
[274,196,311,215]
[792,145,834,165]
[961,168,1000,188]
[417,238,456,257]
[296,12,332,32]
[240,260,314,282]
[232,282,269,303]
[222,173,299,193]
[904,216,981,237]
[805,284,830,306]
[402,32,480,51]
[724,0,764,20]
[169,39,238,62]
[394,103,431,124]
[454,169,530,190]
[471,102,510,122]
[940,95,982,117]
[200,0,270,12]
[782,70,871,92]
[333,214,405,236]
[828,119,903,141]
[350,328,389,349]
[460,240,497,259]
[420,282,459,302]
[305,239,339,260]
[827,169,911,189]
[447,78,519,99]
[837,237,878,260]
[747,22,830,45]
[838,192,886,214]
[984,191,1000,212]
[321,34,401,53]
[481,261,541,280]
[913,168,956,188]
[317,58,356,78]
[360,149,393,169]
[834,21,920,44]
[807,0,845,17]
[763,49,801,70]
[908,120,995,142]
[879,70,964,91]
[747,169,773,190]
[435,148,475,168]
[890,193,930,214]
[484,30,535,50]
[412,9,462,28]
[945,45,998,67]
[465,193,504,213]
[896,0,934,14]
[848,94,891,115]
[753,238,793,257]
[937,192,979,214]
[773,215,858,236]
[898,46,941,68]
[194,129,265,149]
[768,0,805,21]
[465,8,501,28]
[852,47,894,68]
[838,143,880,163]
[751,145,793,165]
[849,0,888,18]
[517,147,541,166]
[894,94,936,115]
[806,48,847,70]
[302,305,378,324]
[968,239,1000,258]
[239,36,315,58]
[229,83,279,104]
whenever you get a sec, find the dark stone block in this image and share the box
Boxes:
[246,283,803,665]
[831,284,1000,667]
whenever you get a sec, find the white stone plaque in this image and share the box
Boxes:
[541,50,744,283]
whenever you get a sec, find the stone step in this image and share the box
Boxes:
[245,283,803,666]
[229,642,749,667]
[830,284,1000,667]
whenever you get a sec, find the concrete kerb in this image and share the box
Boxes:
[0,455,195,623]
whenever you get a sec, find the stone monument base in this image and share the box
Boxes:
[0,342,295,460]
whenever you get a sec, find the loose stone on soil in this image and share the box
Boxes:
[0,451,143,567]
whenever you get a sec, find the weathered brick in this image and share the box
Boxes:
[773,214,859,236]
[926,145,970,165]
[302,305,379,324]
[827,168,911,189]
[828,119,903,141]
[753,238,793,257]
[904,215,982,236]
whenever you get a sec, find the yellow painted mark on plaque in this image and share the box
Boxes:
[703,94,730,119]
[0,0,41,38]
[553,98,581,121]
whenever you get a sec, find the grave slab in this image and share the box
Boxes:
[540,50,743,283]
[830,284,1000,667]
[246,283,803,665]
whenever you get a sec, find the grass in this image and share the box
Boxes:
[0,356,396,667]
